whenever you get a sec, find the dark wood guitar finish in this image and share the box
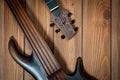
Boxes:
[45,0,78,39]
[5,0,95,80]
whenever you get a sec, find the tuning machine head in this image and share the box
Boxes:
[55,29,60,33]
[71,19,75,24]
[50,9,79,39]
[74,27,78,32]
[50,23,55,27]
[61,35,65,39]
[68,12,72,17]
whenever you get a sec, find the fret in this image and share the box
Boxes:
[52,8,61,16]
[45,0,59,12]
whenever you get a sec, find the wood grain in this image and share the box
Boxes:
[54,0,83,73]
[4,1,24,80]
[0,0,4,80]
[0,0,120,80]
[24,0,53,80]
[83,0,111,79]
[112,0,120,79]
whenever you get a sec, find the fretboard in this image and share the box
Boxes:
[6,0,61,76]
[45,0,59,12]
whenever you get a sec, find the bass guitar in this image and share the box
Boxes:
[5,0,94,80]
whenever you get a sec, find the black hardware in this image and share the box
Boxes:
[50,23,55,27]
[61,35,65,39]
[55,29,60,33]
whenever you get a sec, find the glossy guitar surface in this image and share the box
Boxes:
[9,37,88,80]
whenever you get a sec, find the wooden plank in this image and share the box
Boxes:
[4,1,24,80]
[83,0,111,79]
[2,0,120,80]
[112,0,120,79]
[54,0,83,73]
[0,0,4,80]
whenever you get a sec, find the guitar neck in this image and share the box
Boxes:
[45,0,61,17]
[45,0,59,12]
[6,0,61,76]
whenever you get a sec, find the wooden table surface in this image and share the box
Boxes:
[0,0,120,80]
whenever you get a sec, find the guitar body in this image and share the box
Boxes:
[9,37,88,80]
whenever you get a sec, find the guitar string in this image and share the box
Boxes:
[59,70,68,80]
[7,0,57,79]
[50,70,67,80]
[7,0,52,74]
[13,0,62,75]
[27,1,71,80]
[8,0,52,75]
[8,0,66,79]
[14,0,61,72]
[56,72,66,80]
[16,0,60,69]
[9,0,67,80]
[37,1,69,79]
[21,4,66,80]
[12,0,56,75]
[53,71,66,80]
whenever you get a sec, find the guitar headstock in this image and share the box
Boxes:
[50,9,78,39]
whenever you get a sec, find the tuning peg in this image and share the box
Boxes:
[71,20,75,24]
[55,29,60,33]
[61,35,65,39]
[50,23,55,27]
[74,27,78,32]
[68,12,72,17]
